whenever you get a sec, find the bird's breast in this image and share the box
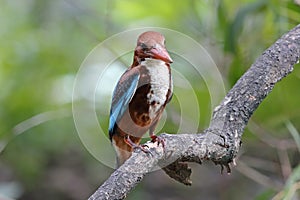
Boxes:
[142,59,171,119]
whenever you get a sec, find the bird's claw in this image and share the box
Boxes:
[137,144,153,155]
[125,136,153,155]
[150,135,165,148]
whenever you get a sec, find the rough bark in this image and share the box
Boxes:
[88,24,300,200]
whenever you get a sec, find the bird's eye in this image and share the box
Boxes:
[140,43,148,50]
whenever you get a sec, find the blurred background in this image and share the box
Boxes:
[1,0,300,199]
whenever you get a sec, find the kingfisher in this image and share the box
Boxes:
[109,31,173,166]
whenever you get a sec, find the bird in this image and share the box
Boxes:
[108,31,173,166]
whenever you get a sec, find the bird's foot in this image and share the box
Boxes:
[124,135,152,154]
[150,135,165,148]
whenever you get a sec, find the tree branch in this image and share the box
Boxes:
[88,24,300,200]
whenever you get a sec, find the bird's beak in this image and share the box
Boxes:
[150,46,173,63]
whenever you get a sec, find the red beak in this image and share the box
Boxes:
[150,46,173,63]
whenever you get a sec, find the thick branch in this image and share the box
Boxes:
[88,24,300,200]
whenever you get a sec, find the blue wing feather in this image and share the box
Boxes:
[108,69,140,138]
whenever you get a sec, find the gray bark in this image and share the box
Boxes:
[88,24,300,200]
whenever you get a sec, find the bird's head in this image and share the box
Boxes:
[134,31,173,64]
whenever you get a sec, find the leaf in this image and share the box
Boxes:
[285,121,300,153]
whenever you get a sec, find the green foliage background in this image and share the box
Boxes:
[0,0,300,199]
